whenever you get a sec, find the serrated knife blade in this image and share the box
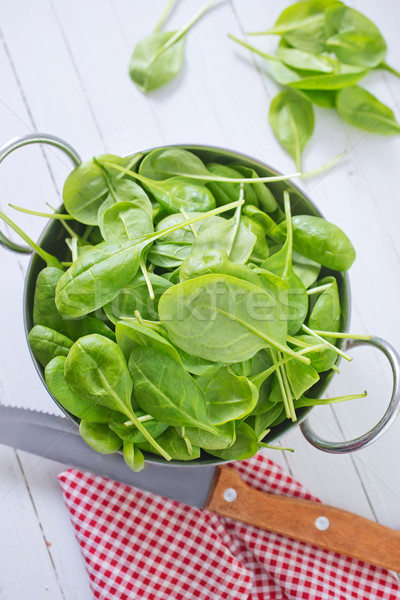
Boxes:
[0,405,216,507]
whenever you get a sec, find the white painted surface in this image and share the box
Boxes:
[0,1,399,597]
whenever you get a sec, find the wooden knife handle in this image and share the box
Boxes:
[205,466,400,572]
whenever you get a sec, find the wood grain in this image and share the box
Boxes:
[206,466,400,571]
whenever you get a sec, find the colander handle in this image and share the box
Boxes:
[300,336,400,453]
[0,133,81,254]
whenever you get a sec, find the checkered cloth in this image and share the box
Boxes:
[58,453,400,600]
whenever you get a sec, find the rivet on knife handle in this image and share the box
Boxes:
[205,466,400,571]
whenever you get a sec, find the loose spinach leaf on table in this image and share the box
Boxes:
[336,86,400,134]
[269,89,314,170]
[129,0,215,93]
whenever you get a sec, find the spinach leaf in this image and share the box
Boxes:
[291,335,337,372]
[197,367,258,424]
[273,214,356,271]
[33,266,115,340]
[278,39,336,73]
[336,86,400,134]
[207,423,260,460]
[129,0,214,93]
[79,421,122,454]
[115,321,180,363]
[184,421,236,450]
[174,347,222,377]
[285,359,320,399]
[45,356,118,422]
[180,249,262,287]
[307,276,341,334]
[288,64,368,90]
[138,428,201,461]
[105,272,173,322]
[325,5,387,68]
[28,325,74,367]
[109,411,168,443]
[63,154,142,225]
[205,163,259,207]
[269,89,314,170]
[251,0,341,53]
[64,334,172,460]
[158,273,305,364]
[55,240,143,318]
[128,346,217,433]
[99,201,154,242]
[189,205,256,264]
[261,194,308,335]
[123,442,145,472]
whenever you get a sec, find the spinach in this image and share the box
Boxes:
[128,346,217,433]
[138,428,201,461]
[273,214,356,271]
[28,325,74,367]
[129,0,215,93]
[109,411,168,443]
[307,276,341,334]
[325,5,387,68]
[184,421,236,450]
[64,334,172,460]
[189,204,257,264]
[336,86,400,134]
[197,367,258,424]
[21,145,367,465]
[45,356,117,422]
[63,154,142,225]
[79,421,122,454]
[123,442,145,472]
[207,423,260,461]
[230,0,400,169]
[105,272,172,322]
[269,89,314,170]
[158,273,306,364]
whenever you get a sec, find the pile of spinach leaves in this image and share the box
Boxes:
[1,147,368,471]
[230,0,400,170]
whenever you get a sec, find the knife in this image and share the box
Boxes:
[1,404,400,572]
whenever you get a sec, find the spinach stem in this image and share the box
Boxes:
[297,391,367,407]
[47,202,79,238]
[150,0,216,67]
[9,204,74,220]
[180,207,198,237]
[228,34,280,61]
[381,61,400,79]
[282,191,292,280]
[259,442,294,452]
[302,324,353,361]
[312,330,371,340]
[153,0,177,32]
[140,256,155,300]
[300,151,347,179]
[279,354,297,421]
[0,211,62,268]
[103,160,300,184]
[127,409,172,461]
[306,282,333,295]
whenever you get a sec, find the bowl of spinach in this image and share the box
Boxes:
[2,134,397,472]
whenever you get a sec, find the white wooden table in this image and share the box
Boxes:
[1,1,400,597]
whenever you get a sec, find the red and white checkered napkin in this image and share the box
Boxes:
[58,453,400,600]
